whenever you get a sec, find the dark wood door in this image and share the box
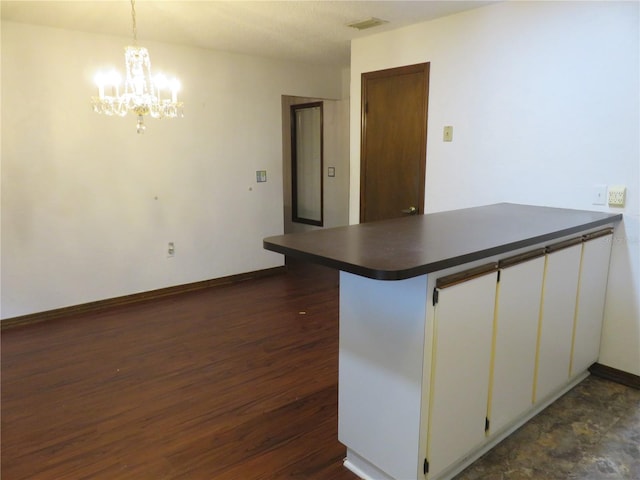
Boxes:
[360,63,429,223]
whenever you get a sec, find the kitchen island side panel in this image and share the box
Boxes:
[338,271,428,480]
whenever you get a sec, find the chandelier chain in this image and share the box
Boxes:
[131,0,137,45]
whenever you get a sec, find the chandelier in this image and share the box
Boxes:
[91,0,183,134]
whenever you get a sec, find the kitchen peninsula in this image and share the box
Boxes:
[263,203,622,480]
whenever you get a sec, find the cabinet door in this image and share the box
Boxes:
[426,269,497,479]
[571,232,613,377]
[490,254,545,434]
[535,243,582,403]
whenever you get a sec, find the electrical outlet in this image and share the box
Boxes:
[608,186,626,207]
[167,242,175,257]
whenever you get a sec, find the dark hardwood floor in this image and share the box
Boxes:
[6,261,638,480]
[1,261,358,480]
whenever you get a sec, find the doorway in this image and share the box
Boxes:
[282,95,350,234]
[291,102,324,226]
[360,63,430,223]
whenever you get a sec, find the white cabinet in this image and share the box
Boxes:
[534,239,583,403]
[571,231,613,377]
[338,229,616,480]
[421,233,614,479]
[489,250,545,435]
[426,265,498,479]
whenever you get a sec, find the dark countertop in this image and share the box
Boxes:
[263,203,622,280]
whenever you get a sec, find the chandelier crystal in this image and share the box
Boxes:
[91,0,183,133]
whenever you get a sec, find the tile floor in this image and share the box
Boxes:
[456,376,640,480]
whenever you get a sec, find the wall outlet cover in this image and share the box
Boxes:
[607,185,626,207]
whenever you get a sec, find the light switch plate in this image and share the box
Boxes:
[256,170,267,183]
[608,185,626,207]
[443,126,453,142]
[592,184,607,205]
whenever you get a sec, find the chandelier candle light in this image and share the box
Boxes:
[92,0,183,133]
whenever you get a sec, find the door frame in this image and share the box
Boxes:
[359,63,429,222]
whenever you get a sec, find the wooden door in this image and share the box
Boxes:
[360,63,429,223]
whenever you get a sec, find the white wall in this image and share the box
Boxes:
[350,1,639,375]
[1,21,343,319]
[323,99,351,228]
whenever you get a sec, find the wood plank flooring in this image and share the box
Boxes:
[4,261,639,480]
[1,261,357,480]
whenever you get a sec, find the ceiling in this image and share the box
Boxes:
[1,1,495,67]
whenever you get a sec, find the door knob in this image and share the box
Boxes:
[402,206,418,215]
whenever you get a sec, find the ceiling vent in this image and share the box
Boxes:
[347,17,388,31]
